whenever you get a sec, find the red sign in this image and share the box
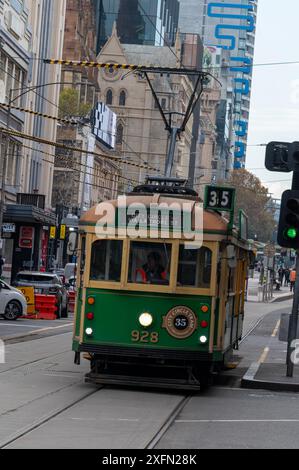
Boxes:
[19,226,34,249]
[41,230,48,270]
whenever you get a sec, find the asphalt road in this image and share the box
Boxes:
[0,299,297,449]
[0,316,73,342]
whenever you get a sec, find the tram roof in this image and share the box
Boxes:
[80,195,229,234]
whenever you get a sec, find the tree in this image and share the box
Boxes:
[221,169,276,243]
[59,89,92,119]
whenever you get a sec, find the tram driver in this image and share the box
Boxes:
[136,251,168,284]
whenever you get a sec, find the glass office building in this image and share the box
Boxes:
[95,0,180,51]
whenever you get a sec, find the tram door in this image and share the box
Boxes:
[220,246,237,351]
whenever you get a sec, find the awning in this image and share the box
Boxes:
[4,205,56,225]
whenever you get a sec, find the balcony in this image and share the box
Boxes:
[16,193,45,209]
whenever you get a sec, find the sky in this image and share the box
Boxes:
[246,0,299,199]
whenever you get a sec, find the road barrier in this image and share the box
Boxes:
[22,295,58,320]
[35,295,57,320]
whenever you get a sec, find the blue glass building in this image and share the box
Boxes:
[95,0,180,52]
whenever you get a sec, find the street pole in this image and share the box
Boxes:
[286,170,299,377]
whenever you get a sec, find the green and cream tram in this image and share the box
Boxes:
[72,184,252,389]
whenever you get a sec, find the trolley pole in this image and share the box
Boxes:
[286,169,299,377]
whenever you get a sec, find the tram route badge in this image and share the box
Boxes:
[163,306,198,339]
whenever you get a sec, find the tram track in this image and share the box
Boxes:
[145,394,192,449]
[0,386,102,449]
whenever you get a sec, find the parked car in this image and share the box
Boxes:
[0,280,27,321]
[13,272,68,318]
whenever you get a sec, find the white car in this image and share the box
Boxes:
[0,280,27,321]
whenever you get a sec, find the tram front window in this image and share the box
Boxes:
[90,240,123,282]
[129,242,171,285]
[177,246,212,288]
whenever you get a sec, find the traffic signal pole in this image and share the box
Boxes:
[286,170,299,377]
[265,141,299,376]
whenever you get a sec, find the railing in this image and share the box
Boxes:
[258,282,274,302]
[17,193,45,209]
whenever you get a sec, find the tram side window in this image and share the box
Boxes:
[177,246,212,288]
[80,236,86,273]
[128,242,171,286]
[90,240,123,282]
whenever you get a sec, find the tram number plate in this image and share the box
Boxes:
[131,331,159,344]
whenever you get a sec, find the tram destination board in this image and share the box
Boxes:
[204,186,236,213]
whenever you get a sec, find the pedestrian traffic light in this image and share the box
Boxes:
[278,190,299,248]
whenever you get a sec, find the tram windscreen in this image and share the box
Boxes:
[177,246,212,288]
[128,242,171,285]
[90,240,123,282]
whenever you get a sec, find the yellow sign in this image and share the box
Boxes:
[17,287,35,314]
[50,226,56,239]
[60,224,66,240]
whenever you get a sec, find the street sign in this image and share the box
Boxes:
[19,226,34,249]
[264,244,276,258]
[59,225,66,240]
[2,223,16,234]
[50,226,56,239]
[17,287,35,315]
[204,186,236,213]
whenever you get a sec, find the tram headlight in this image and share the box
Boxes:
[199,335,208,344]
[139,313,153,328]
[85,328,93,337]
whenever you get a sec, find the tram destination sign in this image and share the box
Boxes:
[204,186,236,213]
[125,209,184,231]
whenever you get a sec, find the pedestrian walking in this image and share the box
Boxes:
[0,255,4,278]
[278,267,284,285]
[284,268,290,286]
[290,268,296,292]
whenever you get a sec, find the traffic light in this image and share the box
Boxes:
[265,142,291,172]
[266,141,299,172]
[278,190,299,248]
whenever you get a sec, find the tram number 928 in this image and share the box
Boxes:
[131,331,159,344]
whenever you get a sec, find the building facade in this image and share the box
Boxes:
[0,0,31,205]
[95,0,180,52]
[53,0,119,214]
[0,0,66,281]
[96,25,194,187]
[22,0,66,207]
[179,0,258,170]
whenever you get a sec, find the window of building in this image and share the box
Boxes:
[128,242,171,286]
[119,90,126,106]
[177,246,212,289]
[116,123,123,145]
[106,89,113,105]
[10,0,23,14]
[90,240,123,282]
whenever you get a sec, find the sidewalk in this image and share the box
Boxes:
[240,304,299,392]
[247,276,293,303]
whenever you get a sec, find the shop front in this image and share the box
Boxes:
[2,204,56,283]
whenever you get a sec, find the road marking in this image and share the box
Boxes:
[175,419,299,423]
[31,324,72,334]
[272,320,281,337]
[258,347,270,364]
[0,324,42,329]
